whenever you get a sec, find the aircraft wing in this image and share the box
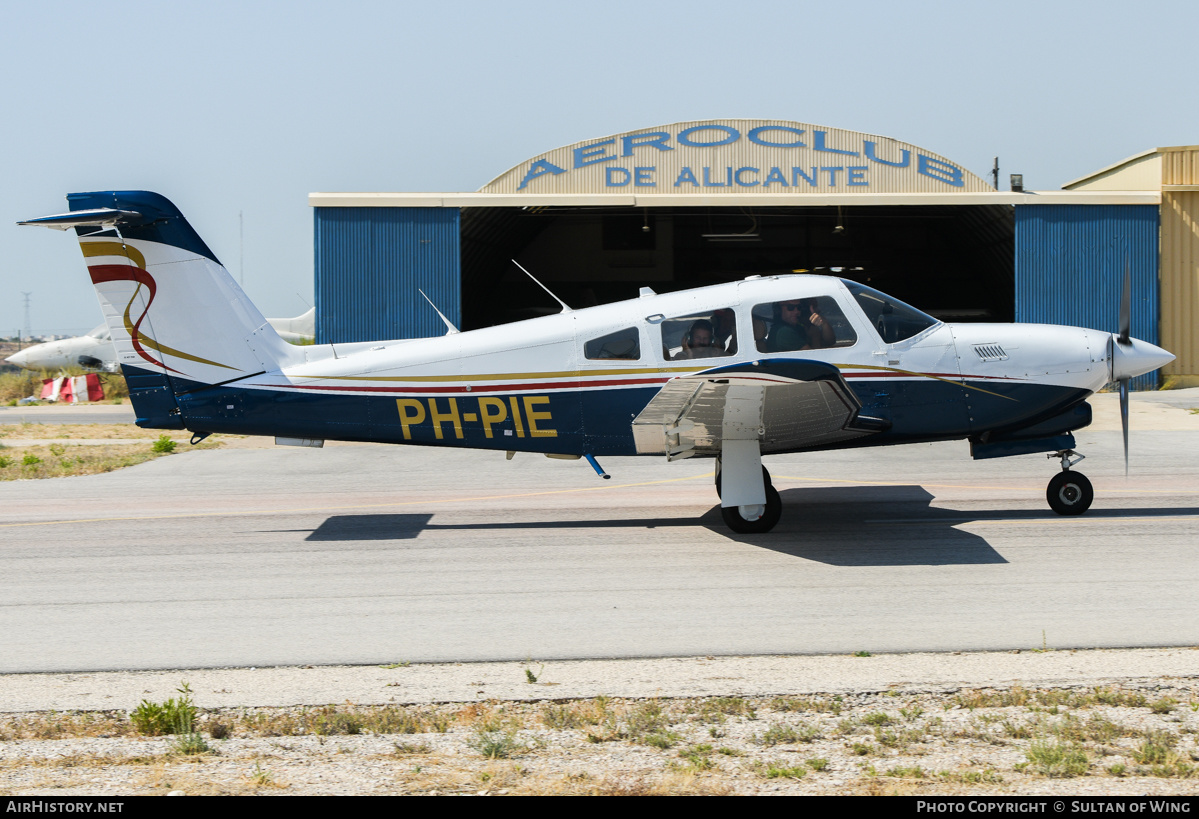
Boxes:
[632,359,889,459]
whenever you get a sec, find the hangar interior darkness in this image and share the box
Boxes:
[460,205,1015,330]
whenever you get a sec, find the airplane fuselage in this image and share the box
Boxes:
[144,275,1115,457]
[20,190,1176,531]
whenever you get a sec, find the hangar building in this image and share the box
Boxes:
[309,120,1197,389]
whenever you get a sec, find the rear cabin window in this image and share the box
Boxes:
[660,308,738,361]
[584,327,641,360]
[753,296,857,353]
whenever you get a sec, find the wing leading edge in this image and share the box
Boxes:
[632,359,889,460]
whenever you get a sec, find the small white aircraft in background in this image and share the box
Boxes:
[5,308,315,372]
[267,307,316,345]
[20,191,1174,533]
[5,324,118,372]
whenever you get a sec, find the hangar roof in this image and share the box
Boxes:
[1064,145,1199,192]
[311,121,1161,207]
[310,190,1160,207]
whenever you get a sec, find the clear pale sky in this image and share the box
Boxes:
[2,0,1194,336]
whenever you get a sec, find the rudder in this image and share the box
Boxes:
[21,191,299,428]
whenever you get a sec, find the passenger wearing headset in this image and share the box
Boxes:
[676,319,721,360]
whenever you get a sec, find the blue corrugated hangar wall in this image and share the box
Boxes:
[315,203,1164,389]
[1015,204,1161,390]
[314,207,461,344]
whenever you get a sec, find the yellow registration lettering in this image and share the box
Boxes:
[523,395,557,438]
[508,396,525,438]
[478,397,508,438]
[428,397,465,440]
[396,399,425,440]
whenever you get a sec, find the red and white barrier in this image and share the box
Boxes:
[39,374,105,403]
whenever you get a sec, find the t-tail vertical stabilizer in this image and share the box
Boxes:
[19,191,300,428]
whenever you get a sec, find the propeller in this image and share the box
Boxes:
[1111,266,1132,475]
[1105,268,1175,476]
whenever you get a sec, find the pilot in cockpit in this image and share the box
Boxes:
[765,298,835,352]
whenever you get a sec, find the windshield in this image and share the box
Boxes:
[842,281,939,343]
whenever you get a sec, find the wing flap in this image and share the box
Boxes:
[632,359,888,456]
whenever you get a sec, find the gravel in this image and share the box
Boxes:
[2,648,1199,795]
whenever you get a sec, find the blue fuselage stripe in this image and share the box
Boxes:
[125,366,1092,456]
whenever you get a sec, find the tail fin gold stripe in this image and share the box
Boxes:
[80,240,146,271]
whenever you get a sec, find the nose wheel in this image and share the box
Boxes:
[1046,450,1093,516]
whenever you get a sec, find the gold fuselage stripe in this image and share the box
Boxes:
[296,366,701,382]
[295,363,1018,401]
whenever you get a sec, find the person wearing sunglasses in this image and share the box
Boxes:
[764,298,835,352]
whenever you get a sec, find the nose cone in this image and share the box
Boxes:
[5,349,31,370]
[1113,337,1175,381]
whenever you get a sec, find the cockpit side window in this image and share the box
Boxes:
[843,281,938,343]
[660,308,738,361]
[753,296,856,354]
[584,326,641,360]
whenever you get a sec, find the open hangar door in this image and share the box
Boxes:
[459,204,1015,330]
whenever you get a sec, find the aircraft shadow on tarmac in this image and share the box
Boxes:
[706,486,1199,566]
[301,512,700,541]
[700,485,1008,566]
[298,485,1198,566]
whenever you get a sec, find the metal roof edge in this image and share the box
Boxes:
[309,193,450,207]
[1061,149,1160,190]
[310,191,1160,208]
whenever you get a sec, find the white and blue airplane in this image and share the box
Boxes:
[20,191,1174,533]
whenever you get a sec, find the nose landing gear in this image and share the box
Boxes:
[1046,450,1093,516]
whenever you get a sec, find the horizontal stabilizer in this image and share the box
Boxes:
[18,208,144,230]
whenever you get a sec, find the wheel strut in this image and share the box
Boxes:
[1045,450,1093,515]
[1049,449,1086,472]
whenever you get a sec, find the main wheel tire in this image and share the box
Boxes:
[715,465,771,500]
[721,484,782,534]
[1046,471,1094,516]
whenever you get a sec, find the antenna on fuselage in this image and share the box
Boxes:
[511,260,572,313]
[418,289,460,335]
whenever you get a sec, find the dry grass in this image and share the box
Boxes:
[954,686,1150,710]
[0,370,43,404]
[0,420,224,479]
[1,685,1197,795]
[0,424,165,441]
[0,442,219,481]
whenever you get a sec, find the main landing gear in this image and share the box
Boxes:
[714,459,782,534]
[1046,450,1093,516]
